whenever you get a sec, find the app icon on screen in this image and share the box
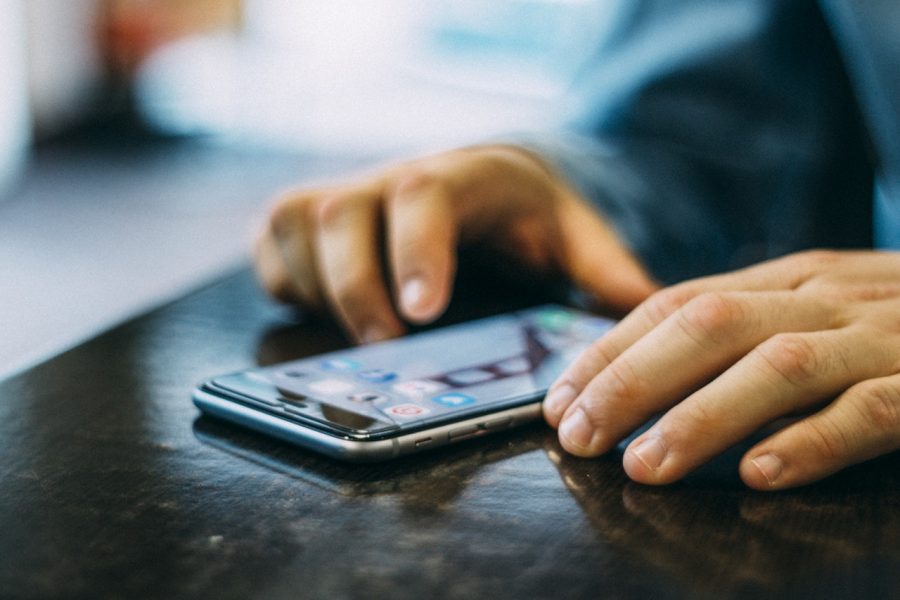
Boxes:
[309,379,355,395]
[392,379,446,398]
[320,358,361,372]
[536,308,574,332]
[432,393,476,408]
[348,391,390,404]
[358,369,398,383]
[385,403,430,419]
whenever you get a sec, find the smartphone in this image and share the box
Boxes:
[192,305,615,462]
[192,416,548,497]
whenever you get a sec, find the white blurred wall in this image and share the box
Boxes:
[0,0,31,198]
[135,0,612,157]
[1,0,105,199]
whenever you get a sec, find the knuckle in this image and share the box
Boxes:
[641,284,699,325]
[754,333,821,387]
[793,249,842,274]
[594,357,646,408]
[582,341,619,374]
[681,397,724,432]
[800,417,851,462]
[795,276,840,300]
[391,167,448,201]
[394,237,427,262]
[842,282,900,303]
[568,385,611,427]
[559,342,618,396]
[393,225,438,259]
[477,148,536,180]
[851,381,900,434]
[269,194,312,236]
[580,406,613,436]
[676,291,746,345]
[314,193,351,228]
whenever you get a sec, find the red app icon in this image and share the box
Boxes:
[385,403,430,419]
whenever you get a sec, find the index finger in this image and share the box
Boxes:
[385,170,458,324]
[313,190,406,343]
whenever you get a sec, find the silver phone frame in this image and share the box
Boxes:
[193,386,544,462]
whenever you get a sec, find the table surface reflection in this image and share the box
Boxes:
[1,268,898,600]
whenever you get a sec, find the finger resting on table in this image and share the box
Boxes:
[739,371,900,490]
[622,325,898,484]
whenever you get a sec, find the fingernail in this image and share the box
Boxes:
[401,278,430,318]
[361,324,389,344]
[750,453,783,487]
[629,436,667,471]
[559,408,595,452]
[401,277,425,309]
[544,383,576,420]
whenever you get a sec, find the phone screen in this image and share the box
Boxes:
[208,305,615,438]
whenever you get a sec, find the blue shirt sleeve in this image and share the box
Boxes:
[521,0,873,284]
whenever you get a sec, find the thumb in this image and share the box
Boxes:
[557,196,659,313]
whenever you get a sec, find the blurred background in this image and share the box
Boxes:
[0,0,609,378]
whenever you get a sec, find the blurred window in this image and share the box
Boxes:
[136,0,615,155]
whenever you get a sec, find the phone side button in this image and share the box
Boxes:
[415,437,433,448]
[481,417,512,431]
[448,425,480,440]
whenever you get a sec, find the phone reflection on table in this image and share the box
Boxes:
[192,415,547,509]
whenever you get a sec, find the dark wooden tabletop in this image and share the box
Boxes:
[2,264,899,600]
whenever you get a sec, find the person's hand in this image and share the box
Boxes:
[255,145,657,342]
[544,250,900,490]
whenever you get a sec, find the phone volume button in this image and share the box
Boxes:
[448,425,480,440]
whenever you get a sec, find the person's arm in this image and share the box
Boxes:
[524,0,872,285]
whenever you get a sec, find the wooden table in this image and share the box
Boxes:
[2,267,898,599]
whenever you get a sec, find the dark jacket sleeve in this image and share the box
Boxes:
[523,0,872,284]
